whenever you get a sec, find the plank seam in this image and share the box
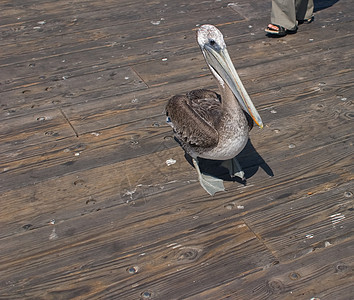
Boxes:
[131,66,150,88]
[59,107,79,137]
[242,219,280,260]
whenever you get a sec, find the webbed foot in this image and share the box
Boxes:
[192,158,225,196]
[223,157,245,181]
[199,173,225,196]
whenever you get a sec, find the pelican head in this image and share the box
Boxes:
[197,24,263,128]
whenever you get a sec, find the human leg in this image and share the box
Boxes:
[271,0,297,30]
[296,0,314,22]
[266,0,298,36]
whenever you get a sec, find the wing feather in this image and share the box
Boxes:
[166,89,222,148]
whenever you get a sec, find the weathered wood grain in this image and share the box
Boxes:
[0,0,353,299]
[187,237,353,299]
[0,3,243,62]
[0,96,351,237]
[0,216,276,299]
[1,72,351,171]
[1,14,351,122]
[133,36,353,87]
[0,154,351,299]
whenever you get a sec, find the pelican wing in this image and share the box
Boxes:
[166,90,222,148]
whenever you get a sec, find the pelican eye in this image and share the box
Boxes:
[209,39,216,46]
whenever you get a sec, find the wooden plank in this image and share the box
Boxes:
[1,67,352,192]
[0,99,351,234]
[1,39,351,124]
[0,146,189,234]
[228,1,271,20]
[0,146,351,298]
[0,62,147,97]
[0,143,348,242]
[243,182,354,260]
[0,213,275,299]
[133,36,353,87]
[0,14,352,186]
[0,0,353,299]
[1,0,352,65]
[0,107,76,156]
[1,17,351,121]
[0,0,145,27]
[187,238,354,299]
[1,76,351,196]
[0,65,149,120]
[0,101,351,236]
[3,18,351,87]
[0,3,244,58]
[62,63,354,135]
[0,0,232,28]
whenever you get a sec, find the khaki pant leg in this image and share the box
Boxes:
[271,0,297,30]
[295,0,314,20]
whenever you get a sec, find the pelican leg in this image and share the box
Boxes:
[224,157,245,180]
[192,158,225,196]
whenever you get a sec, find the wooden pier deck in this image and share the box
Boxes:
[0,0,353,299]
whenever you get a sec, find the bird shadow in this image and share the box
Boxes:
[184,139,274,184]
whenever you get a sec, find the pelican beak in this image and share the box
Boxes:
[203,44,263,128]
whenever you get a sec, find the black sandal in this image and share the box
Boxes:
[298,15,314,24]
[265,24,298,36]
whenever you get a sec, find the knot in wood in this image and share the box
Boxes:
[177,247,201,263]
[267,279,285,294]
[289,272,301,280]
[335,262,349,273]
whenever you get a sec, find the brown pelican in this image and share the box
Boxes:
[166,25,263,195]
